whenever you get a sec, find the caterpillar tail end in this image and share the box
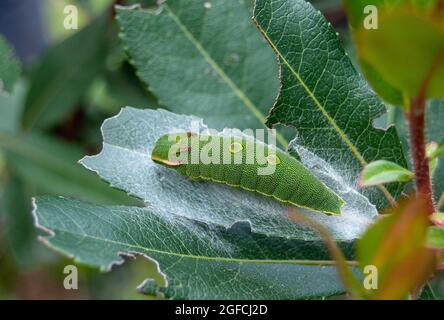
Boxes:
[325,198,346,216]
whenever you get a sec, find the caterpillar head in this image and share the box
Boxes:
[151,132,194,167]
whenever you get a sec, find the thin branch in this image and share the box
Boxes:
[408,97,435,214]
[407,49,444,214]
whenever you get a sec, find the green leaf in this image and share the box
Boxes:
[0,176,37,269]
[253,0,407,209]
[0,36,21,95]
[0,132,136,205]
[427,226,444,249]
[344,0,444,103]
[80,107,377,243]
[357,196,436,299]
[22,15,109,129]
[33,196,346,299]
[360,160,414,187]
[0,81,27,134]
[116,1,283,143]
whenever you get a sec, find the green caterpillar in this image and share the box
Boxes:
[151,132,345,215]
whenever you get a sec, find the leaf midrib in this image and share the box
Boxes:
[44,223,349,267]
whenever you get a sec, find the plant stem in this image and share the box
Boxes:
[407,49,444,215]
[408,96,435,215]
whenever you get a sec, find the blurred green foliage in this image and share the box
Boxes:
[0,0,153,299]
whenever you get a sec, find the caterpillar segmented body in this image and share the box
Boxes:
[151,132,345,215]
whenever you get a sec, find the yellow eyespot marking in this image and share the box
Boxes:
[229,142,243,153]
[266,154,280,165]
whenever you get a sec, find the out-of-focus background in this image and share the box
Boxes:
[3,0,436,299]
[0,0,164,299]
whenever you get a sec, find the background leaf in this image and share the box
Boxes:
[22,15,110,129]
[116,0,284,143]
[344,0,444,104]
[0,36,21,94]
